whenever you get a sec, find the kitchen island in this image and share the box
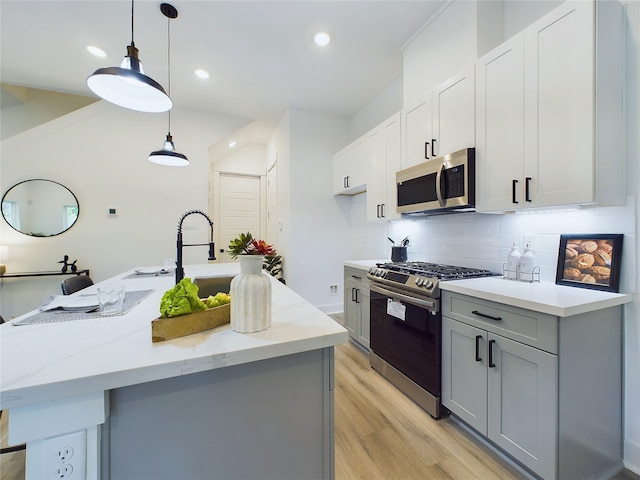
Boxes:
[0,263,348,479]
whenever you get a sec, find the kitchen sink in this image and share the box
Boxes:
[193,275,235,298]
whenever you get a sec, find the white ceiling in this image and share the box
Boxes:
[1,0,446,144]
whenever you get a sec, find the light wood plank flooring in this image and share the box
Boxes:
[2,335,639,480]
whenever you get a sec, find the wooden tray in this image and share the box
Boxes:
[151,303,230,342]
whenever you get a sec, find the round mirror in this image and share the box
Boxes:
[1,179,79,237]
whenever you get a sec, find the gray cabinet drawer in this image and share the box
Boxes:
[442,292,558,354]
[344,267,368,287]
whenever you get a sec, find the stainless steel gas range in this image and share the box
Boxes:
[367,261,497,419]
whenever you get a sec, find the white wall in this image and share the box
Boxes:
[268,108,359,312]
[0,101,248,317]
[0,85,98,140]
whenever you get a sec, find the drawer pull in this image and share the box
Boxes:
[472,310,502,321]
[475,335,482,362]
[488,339,496,368]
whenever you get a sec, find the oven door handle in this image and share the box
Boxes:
[369,283,437,311]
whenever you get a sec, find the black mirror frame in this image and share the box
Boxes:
[1,179,80,237]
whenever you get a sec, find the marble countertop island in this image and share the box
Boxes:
[0,263,348,410]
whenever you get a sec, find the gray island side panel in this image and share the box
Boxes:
[103,347,335,480]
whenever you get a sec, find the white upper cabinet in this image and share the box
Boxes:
[402,65,475,169]
[401,95,432,169]
[476,33,526,211]
[432,65,475,158]
[476,0,624,212]
[366,112,401,222]
[332,135,367,196]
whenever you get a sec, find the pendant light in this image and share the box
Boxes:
[148,3,189,166]
[87,0,172,113]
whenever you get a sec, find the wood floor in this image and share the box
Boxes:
[2,336,639,480]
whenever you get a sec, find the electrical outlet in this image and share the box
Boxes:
[56,464,74,478]
[43,430,86,479]
[56,446,74,462]
[329,285,338,295]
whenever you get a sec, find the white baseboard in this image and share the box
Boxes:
[317,304,342,315]
[624,439,640,475]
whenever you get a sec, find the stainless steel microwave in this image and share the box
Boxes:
[396,147,475,216]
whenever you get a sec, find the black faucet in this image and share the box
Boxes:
[176,210,216,284]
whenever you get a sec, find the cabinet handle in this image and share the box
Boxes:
[431,138,436,158]
[381,204,385,218]
[512,179,519,204]
[425,142,430,159]
[471,310,502,321]
[346,176,350,188]
[488,339,496,368]
[351,287,356,302]
[475,335,482,362]
[354,288,360,304]
[525,177,532,202]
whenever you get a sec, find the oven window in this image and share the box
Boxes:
[369,289,441,396]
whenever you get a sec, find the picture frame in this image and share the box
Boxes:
[555,234,623,292]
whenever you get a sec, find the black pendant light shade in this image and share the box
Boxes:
[87,1,172,112]
[148,3,189,166]
[148,133,189,166]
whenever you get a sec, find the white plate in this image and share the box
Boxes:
[135,267,174,275]
[40,294,100,311]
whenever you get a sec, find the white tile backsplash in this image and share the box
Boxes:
[386,198,636,291]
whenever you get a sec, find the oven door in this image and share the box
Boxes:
[369,283,441,397]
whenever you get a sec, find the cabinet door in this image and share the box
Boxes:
[442,317,488,434]
[432,64,475,158]
[358,288,370,349]
[475,33,525,212]
[401,95,432,168]
[366,126,384,221]
[343,280,359,339]
[347,136,367,192]
[332,148,349,195]
[382,113,401,221]
[523,1,594,207]
[487,334,557,480]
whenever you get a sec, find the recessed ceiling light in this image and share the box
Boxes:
[228,141,237,148]
[87,45,107,57]
[314,32,331,47]
[195,69,210,79]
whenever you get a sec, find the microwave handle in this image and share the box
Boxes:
[436,162,446,208]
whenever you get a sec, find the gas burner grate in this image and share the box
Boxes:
[376,261,497,280]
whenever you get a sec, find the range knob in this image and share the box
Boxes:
[371,268,384,277]
[424,279,434,289]
[415,277,424,286]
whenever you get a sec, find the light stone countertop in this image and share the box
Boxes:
[344,259,388,271]
[440,276,633,317]
[0,263,348,410]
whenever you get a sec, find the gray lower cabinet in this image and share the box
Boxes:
[344,267,370,349]
[442,291,623,480]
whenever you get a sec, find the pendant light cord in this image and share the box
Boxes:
[167,11,172,134]
[130,0,135,47]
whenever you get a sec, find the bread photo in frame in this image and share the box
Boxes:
[555,234,623,292]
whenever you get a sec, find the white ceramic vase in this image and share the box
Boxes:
[230,255,272,333]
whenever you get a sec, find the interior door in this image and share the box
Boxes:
[266,161,277,246]
[217,173,262,263]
